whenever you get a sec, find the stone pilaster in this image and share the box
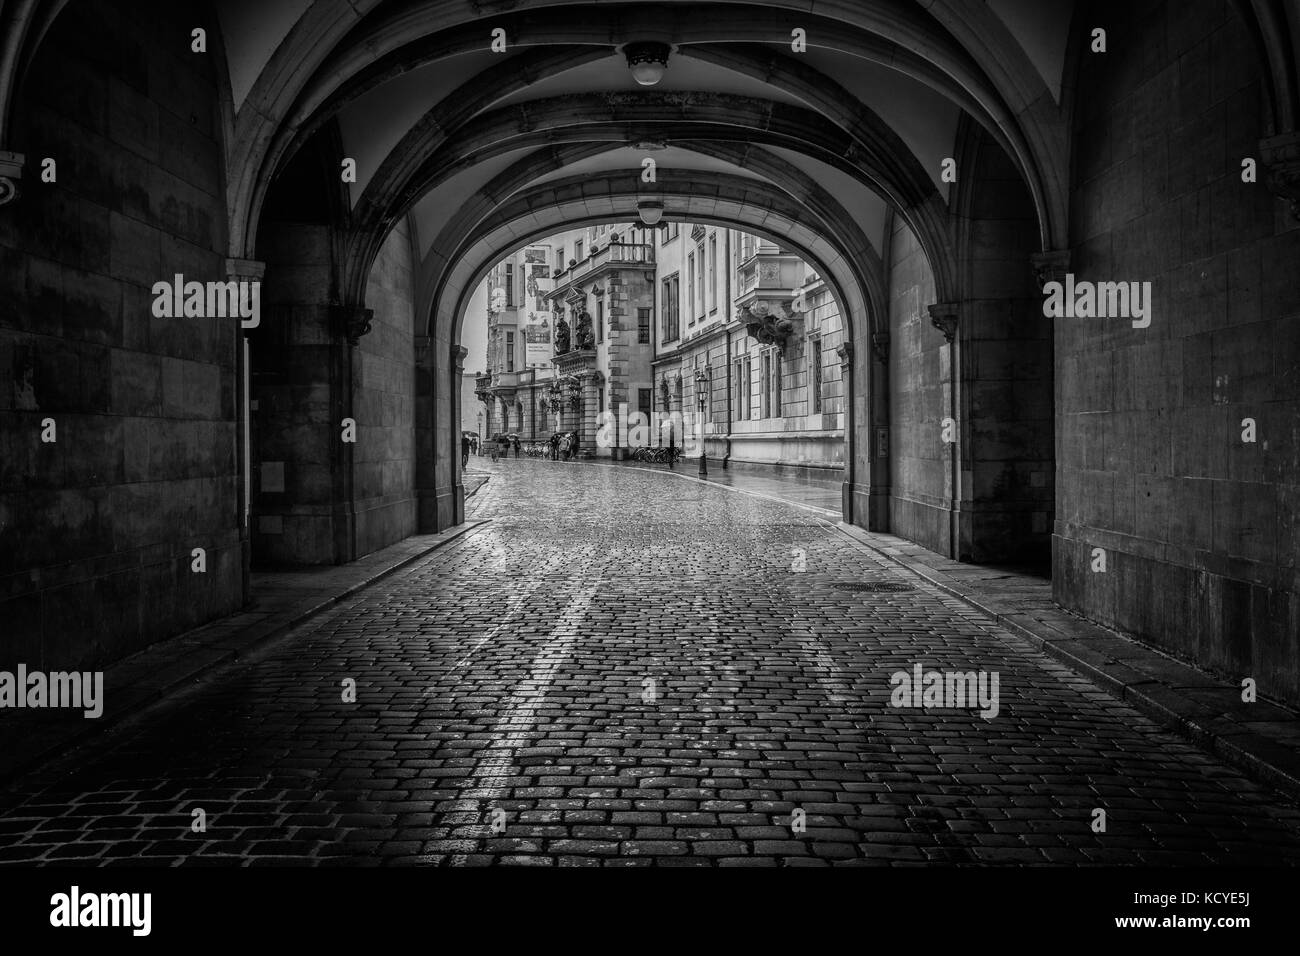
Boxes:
[227,257,265,605]
[928,302,966,559]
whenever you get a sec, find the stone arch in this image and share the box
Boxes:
[343,93,943,308]
[225,0,1070,264]
[411,173,883,533]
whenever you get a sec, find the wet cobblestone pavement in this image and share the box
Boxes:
[2,459,1299,866]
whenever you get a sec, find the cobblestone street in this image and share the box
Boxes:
[2,460,1299,867]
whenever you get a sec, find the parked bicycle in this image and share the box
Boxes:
[629,445,684,464]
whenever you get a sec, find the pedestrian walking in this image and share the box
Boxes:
[512,437,520,458]
[549,433,559,461]
[490,435,500,462]
[461,434,470,469]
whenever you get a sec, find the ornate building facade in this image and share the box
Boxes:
[472,221,845,474]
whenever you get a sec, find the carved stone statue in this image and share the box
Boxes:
[554,314,571,355]
[576,310,595,351]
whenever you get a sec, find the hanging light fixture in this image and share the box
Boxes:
[637,199,664,226]
[624,41,671,86]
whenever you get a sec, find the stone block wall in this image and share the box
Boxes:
[250,224,337,565]
[354,221,416,557]
[0,0,239,670]
[1057,0,1300,703]
[887,218,948,554]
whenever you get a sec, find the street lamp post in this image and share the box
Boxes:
[695,366,709,478]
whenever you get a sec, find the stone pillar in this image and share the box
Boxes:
[451,345,467,524]
[332,305,373,564]
[432,324,457,529]
[929,302,965,559]
[249,214,383,567]
[837,340,859,525]
[867,329,891,531]
[415,334,438,532]
[225,256,265,603]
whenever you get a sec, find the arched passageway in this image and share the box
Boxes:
[1,0,1298,723]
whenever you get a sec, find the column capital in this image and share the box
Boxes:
[224,257,266,281]
[870,330,889,364]
[1261,132,1300,221]
[927,303,959,344]
[0,150,24,206]
[835,341,853,368]
[1030,250,1071,290]
[453,344,468,371]
[331,304,373,346]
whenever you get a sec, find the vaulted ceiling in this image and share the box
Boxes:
[3,0,1101,338]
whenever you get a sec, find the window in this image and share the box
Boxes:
[686,254,696,325]
[744,357,753,419]
[733,358,741,418]
[708,235,717,312]
[555,248,564,272]
[662,274,680,341]
[734,354,751,420]
[662,222,679,242]
[771,350,782,417]
[761,352,771,418]
[637,308,651,344]
[696,242,705,317]
[637,387,652,422]
[809,335,823,414]
[506,331,515,372]
[505,263,514,307]
[575,240,584,262]
[596,297,604,344]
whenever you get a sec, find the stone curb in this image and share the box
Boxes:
[832,522,1300,802]
[0,519,488,790]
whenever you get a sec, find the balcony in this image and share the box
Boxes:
[736,251,801,299]
[477,367,555,399]
[548,241,655,298]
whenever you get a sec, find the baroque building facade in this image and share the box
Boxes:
[473,220,845,474]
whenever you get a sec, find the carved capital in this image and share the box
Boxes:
[332,305,374,346]
[835,341,853,368]
[1261,132,1300,221]
[871,330,890,364]
[1030,250,1071,290]
[224,257,266,283]
[0,150,24,206]
[453,345,469,371]
[928,303,959,344]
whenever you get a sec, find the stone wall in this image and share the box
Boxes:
[1057,0,1300,703]
[0,0,239,670]
[354,221,416,557]
[250,223,337,565]
[958,131,1054,566]
[887,218,948,554]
